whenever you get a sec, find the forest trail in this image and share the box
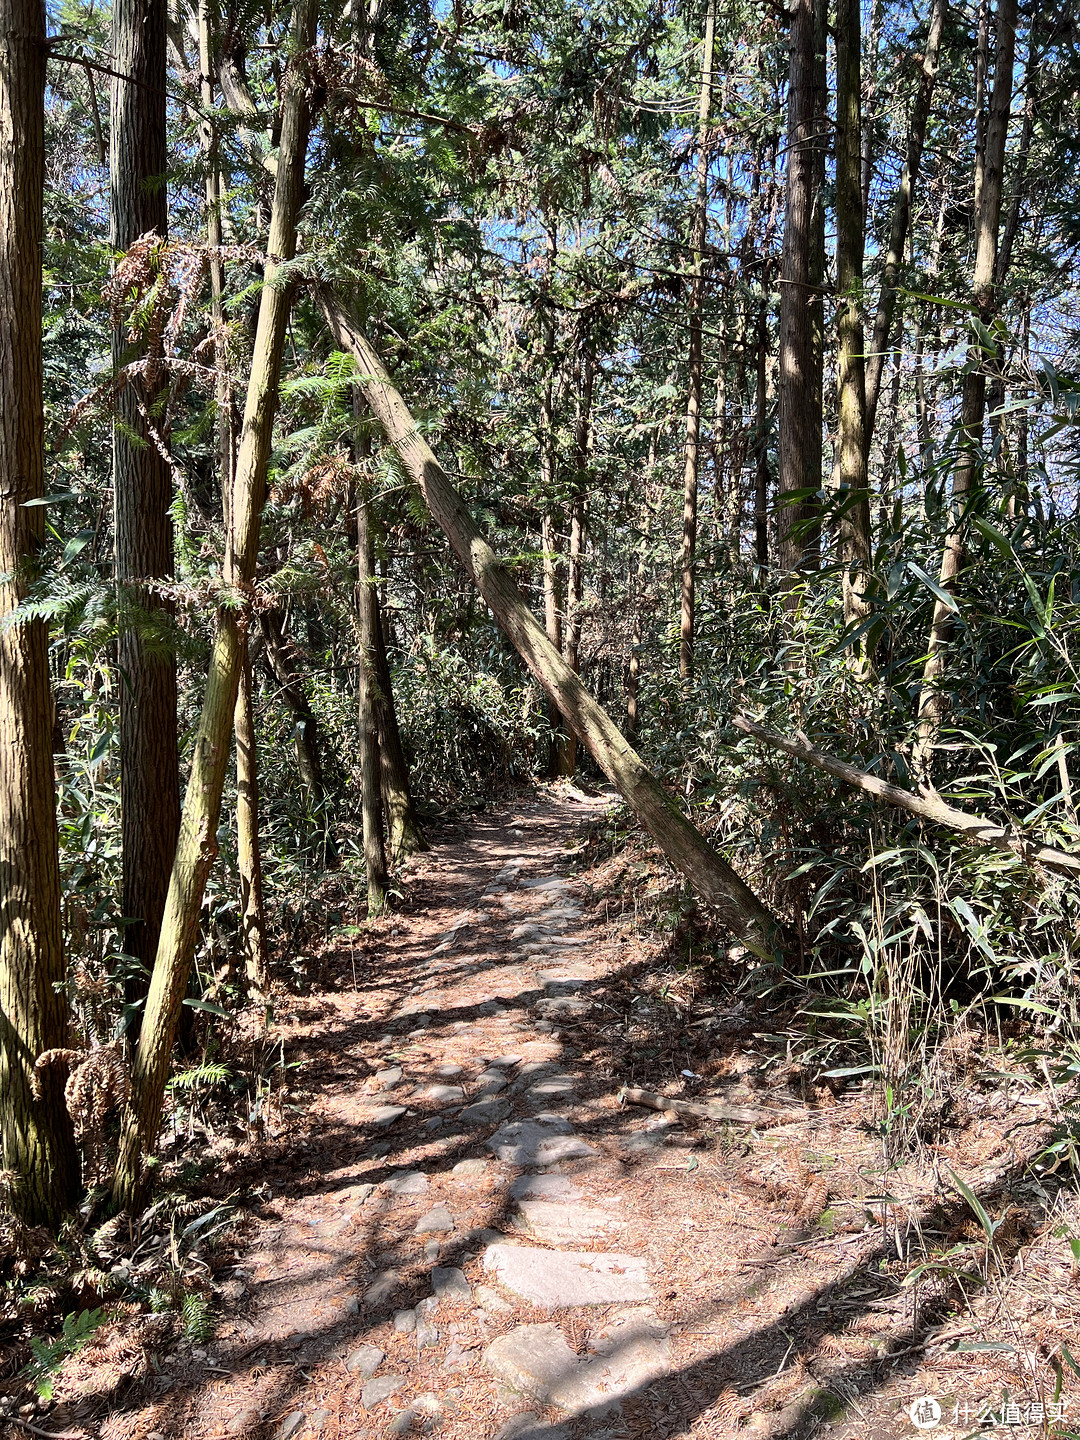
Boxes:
[100,791,1073,1440]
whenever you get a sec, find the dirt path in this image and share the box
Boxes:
[96,790,1079,1440]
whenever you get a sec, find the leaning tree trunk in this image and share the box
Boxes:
[679,0,716,680]
[110,0,181,1008]
[112,0,317,1211]
[835,0,873,667]
[318,289,785,954]
[776,0,822,601]
[913,0,1018,777]
[0,0,80,1224]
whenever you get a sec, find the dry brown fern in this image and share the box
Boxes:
[34,1045,131,1186]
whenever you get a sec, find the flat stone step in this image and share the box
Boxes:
[482,1244,653,1308]
[508,1173,582,1202]
[487,1118,598,1166]
[484,1309,668,1412]
[514,1200,622,1245]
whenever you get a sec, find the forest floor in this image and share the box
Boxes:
[22,788,1080,1440]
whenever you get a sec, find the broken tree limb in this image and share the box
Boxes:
[317,285,785,954]
[733,713,1080,877]
[618,1086,804,1127]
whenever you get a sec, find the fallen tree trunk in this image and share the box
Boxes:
[318,286,784,953]
[733,713,1080,876]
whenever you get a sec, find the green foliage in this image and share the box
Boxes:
[23,1308,104,1401]
[180,1293,214,1343]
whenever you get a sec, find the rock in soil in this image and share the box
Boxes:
[482,1244,653,1308]
[382,1171,430,1196]
[345,1344,385,1378]
[431,1266,473,1302]
[514,1200,622,1244]
[361,1374,404,1408]
[508,1173,582,1202]
[414,1204,455,1234]
[483,1323,579,1403]
[493,1416,571,1440]
[487,1117,597,1166]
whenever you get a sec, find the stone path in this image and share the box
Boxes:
[168,789,697,1440]
[101,788,970,1440]
[266,787,678,1439]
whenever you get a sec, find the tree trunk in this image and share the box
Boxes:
[111,0,180,1004]
[541,509,563,770]
[835,0,873,664]
[356,487,388,915]
[0,0,80,1224]
[539,229,565,776]
[199,0,266,995]
[776,0,822,597]
[679,0,716,680]
[988,48,1037,454]
[864,0,946,448]
[372,591,427,862]
[754,295,770,582]
[112,0,317,1211]
[198,0,235,520]
[913,0,1018,777]
[627,432,658,736]
[234,641,269,993]
[259,608,329,804]
[556,343,593,777]
[319,289,785,954]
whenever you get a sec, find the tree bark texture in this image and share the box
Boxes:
[356,488,388,914]
[776,0,822,596]
[0,0,80,1224]
[319,289,785,953]
[259,608,329,804]
[754,297,770,580]
[234,641,269,994]
[198,0,235,519]
[626,433,658,736]
[200,3,266,993]
[541,508,563,771]
[834,0,874,658]
[112,0,317,1211]
[111,0,181,992]
[914,0,1018,775]
[371,591,427,862]
[679,0,715,680]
